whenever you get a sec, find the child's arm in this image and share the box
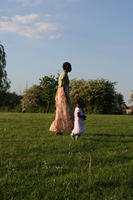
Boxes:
[77,112,86,120]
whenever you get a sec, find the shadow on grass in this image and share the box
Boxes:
[92,180,120,189]
[86,133,133,144]
[88,133,133,137]
[105,154,133,165]
[88,137,133,143]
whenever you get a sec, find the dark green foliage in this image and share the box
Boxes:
[0,113,133,199]
[0,43,11,108]
[0,92,22,112]
[39,75,58,112]
[113,93,124,114]
[0,44,10,94]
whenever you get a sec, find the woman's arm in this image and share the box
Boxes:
[63,87,69,103]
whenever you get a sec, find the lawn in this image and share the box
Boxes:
[0,113,133,200]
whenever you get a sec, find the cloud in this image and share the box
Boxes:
[12,13,38,24]
[49,34,62,40]
[0,13,60,39]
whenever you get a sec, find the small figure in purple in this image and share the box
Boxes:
[71,97,86,140]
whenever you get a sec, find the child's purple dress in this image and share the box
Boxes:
[72,107,85,135]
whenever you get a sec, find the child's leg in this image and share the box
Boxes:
[71,132,75,140]
[75,134,80,140]
[71,133,81,140]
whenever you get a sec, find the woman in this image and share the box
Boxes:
[49,62,73,135]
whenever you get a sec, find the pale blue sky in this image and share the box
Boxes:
[0,0,133,103]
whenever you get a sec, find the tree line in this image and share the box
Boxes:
[0,43,133,114]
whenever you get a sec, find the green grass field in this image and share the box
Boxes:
[0,113,133,200]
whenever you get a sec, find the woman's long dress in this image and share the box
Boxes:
[49,71,73,133]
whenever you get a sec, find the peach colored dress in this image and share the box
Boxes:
[49,71,73,133]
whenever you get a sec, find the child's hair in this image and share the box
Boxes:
[76,97,84,105]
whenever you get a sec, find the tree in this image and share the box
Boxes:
[21,75,122,114]
[113,92,124,114]
[0,92,22,111]
[39,75,58,112]
[70,79,90,111]
[21,85,42,112]
[20,75,58,113]
[70,79,118,114]
[0,43,10,106]
[129,90,133,104]
[0,43,10,93]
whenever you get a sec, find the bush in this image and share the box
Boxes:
[70,79,124,114]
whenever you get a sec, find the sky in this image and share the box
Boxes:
[0,0,133,104]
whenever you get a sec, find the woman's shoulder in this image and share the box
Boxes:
[59,71,66,79]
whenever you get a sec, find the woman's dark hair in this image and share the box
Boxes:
[62,62,72,72]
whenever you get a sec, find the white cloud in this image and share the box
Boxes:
[0,13,60,39]
[12,13,39,24]
[49,34,62,40]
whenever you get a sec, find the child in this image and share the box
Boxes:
[71,97,86,140]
